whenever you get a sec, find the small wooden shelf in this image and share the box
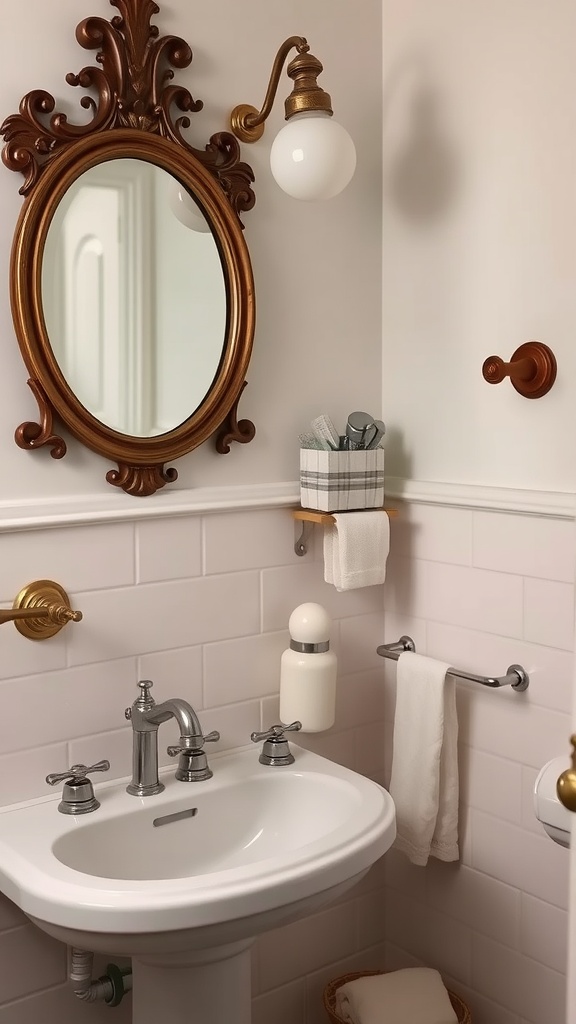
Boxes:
[293,507,398,525]
[292,507,398,556]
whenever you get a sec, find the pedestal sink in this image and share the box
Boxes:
[0,743,396,1024]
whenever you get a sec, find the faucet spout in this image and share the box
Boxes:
[125,682,211,797]
[141,699,204,748]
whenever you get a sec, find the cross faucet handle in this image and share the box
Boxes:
[167,732,220,782]
[250,722,302,767]
[250,722,302,744]
[46,760,110,787]
[45,760,110,815]
[167,730,220,757]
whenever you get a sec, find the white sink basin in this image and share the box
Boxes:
[0,744,395,956]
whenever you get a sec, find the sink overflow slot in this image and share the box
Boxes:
[153,807,198,827]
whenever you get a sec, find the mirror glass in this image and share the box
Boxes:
[42,158,227,437]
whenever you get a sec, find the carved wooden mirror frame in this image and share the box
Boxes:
[1,0,257,496]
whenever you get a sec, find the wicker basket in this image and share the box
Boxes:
[323,971,471,1024]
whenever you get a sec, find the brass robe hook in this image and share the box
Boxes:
[0,580,83,640]
[482,341,557,398]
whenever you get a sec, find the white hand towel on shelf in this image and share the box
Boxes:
[333,968,458,1024]
[323,511,389,591]
[389,652,459,866]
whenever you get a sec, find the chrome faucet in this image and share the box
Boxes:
[124,681,219,796]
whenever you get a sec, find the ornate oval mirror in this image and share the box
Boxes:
[1,0,257,495]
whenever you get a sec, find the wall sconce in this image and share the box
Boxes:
[230,37,356,201]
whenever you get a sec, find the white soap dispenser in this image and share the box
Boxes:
[279,603,337,732]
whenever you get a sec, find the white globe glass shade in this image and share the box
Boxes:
[168,183,212,232]
[269,112,357,201]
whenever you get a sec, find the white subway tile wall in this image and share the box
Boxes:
[382,501,573,1024]
[0,501,572,1024]
[0,508,388,1023]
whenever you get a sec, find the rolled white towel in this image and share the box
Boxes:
[333,968,458,1024]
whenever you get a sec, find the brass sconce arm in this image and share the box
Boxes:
[230,36,333,144]
[0,580,83,640]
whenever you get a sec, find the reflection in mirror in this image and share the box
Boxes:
[42,159,227,438]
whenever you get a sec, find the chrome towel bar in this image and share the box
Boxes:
[376,636,529,692]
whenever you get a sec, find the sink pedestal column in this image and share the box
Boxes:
[131,940,254,1024]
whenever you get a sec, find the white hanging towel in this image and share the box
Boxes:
[323,511,389,591]
[389,652,459,866]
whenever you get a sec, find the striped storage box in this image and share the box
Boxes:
[300,447,385,513]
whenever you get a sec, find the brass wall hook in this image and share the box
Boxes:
[0,579,83,640]
[482,341,557,398]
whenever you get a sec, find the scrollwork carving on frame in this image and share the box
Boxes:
[106,463,179,497]
[215,383,257,454]
[14,380,67,460]
[1,0,255,218]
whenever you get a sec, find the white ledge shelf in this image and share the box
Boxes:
[0,483,300,533]
[0,478,572,533]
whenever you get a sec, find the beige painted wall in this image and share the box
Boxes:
[382,0,576,493]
